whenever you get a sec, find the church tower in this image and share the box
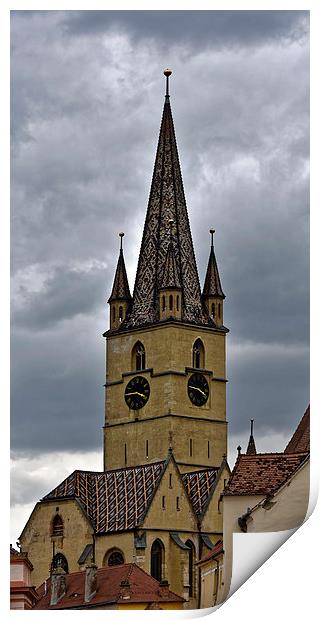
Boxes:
[104,70,228,473]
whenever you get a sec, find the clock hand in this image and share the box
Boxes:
[126,391,147,399]
[189,385,207,398]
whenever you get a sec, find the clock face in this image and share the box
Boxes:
[188,373,209,407]
[124,376,150,410]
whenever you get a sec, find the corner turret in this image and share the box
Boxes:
[108,233,131,330]
[202,229,225,327]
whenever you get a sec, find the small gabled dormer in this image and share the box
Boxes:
[108,233,132,330]
[202,229,225,327]
[159,220,182,321]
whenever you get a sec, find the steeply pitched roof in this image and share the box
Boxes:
[182,468,219,517]
[284,405,310,453]
[223,452,309,496]
[108,245,131,303]
[35,563,184,609]
[202,244,225,299]
[123,83,208,329]
[42,462,165,533]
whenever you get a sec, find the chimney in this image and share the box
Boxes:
[120,579,131,600]
[84,563,98,603]
[50,567,66,606]
[159,579,170,598]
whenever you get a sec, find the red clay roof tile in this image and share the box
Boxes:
[34,563,184,609]
[224,452,309,496]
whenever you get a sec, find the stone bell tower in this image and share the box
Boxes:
[103,70,228,473]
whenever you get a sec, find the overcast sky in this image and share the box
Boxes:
[10,10,309,544]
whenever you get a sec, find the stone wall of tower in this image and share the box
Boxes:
[104,322,227,471]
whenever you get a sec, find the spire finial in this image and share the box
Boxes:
[163,68,172,97]
[210,228,215,248]
[119,232,124,251]
[250,419,254,436]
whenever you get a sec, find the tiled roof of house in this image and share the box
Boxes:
[182,468,219,516]
[197,540,223,565]
[223,452,309,496]
[284,405,310,453]
[34,563,184,609]
[42,462,165,533]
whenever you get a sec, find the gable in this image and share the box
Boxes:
[201,463,230,532]
[142,460,198,530]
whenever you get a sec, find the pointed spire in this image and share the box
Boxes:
[108,233,131,303]
[124,70,206,328]
[246,419,257,455]
[203,230,225,299]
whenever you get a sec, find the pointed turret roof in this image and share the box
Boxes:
[203,230,225,299]
[246,419,257,455]
[124,70,207,328]
[108,233,131,303]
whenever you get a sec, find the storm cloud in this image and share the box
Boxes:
[10,10,309,541]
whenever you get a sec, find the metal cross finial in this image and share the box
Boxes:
[210,229,215,247]
[163,68,172,97]
[119,232,124,250]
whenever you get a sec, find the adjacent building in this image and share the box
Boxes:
[219,406,310,604]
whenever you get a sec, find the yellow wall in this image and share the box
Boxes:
[104,322,227,470]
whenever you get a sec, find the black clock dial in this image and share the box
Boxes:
[125,376,150,410]
[188,373,209,407]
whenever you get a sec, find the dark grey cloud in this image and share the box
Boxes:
[11,10,309,458]
[59,11,308,49]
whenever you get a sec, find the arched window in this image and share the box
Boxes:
[162,296,166,311]
[218,303,221,318]
[51,514,64,537]
[211,303,215,318]
[192,339,205,369]
[151,539,164,582]
[169,294,173,311]
[132,341,146,371]
[51,553,68,574]
[176,295,179,312]
[119,306,123,321]
[185,540,195,597]
[103,549,125,567]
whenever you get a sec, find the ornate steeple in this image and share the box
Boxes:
[202,229,225,326]
[246,419,257,455]
[108,233,131,329]
[124,70,207,329]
